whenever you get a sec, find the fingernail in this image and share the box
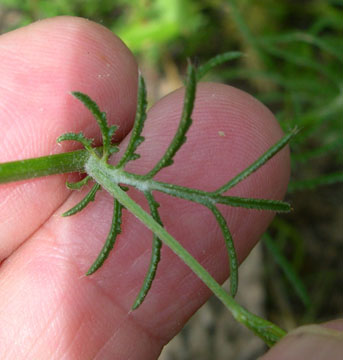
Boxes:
[259,324,343,360]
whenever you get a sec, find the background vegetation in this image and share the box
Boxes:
[0,0,342,356]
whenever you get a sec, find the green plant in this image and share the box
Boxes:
[0,53,296,347]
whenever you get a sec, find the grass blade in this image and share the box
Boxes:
[264,233,311,307]
[288,171,343,192]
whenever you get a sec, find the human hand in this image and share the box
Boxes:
[261,320,343,359]
[0,17,291,359]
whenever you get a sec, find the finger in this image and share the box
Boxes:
[260,321,343,359]
[0,83,290,358]
[0,17,138,259]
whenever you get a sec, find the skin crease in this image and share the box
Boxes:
[1,16,341,360]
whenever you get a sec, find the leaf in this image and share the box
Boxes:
[62,183,100,217]
[71,92,115,156]
[116,74,148,168]
[213,129,298,194]
[86,199,123,275]
[0,53,295,346]
[66,175,91,190]
[82,171,287,346]
[57,132,94,152]
[144,62,196,178]
[149,181,291,212]
[132,191,163,309]
[209,205,238,297]
[216,196,291,212]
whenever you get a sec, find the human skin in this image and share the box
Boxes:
[1,16,339,360]
[259,321,343,360]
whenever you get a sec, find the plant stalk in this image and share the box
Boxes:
[85,153,286,346]
[0,148,91,184]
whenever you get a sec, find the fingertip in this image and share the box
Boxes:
[0,16,138,161]
[260,324,343,360]
[0,16,138,259]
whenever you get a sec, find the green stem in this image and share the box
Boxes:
[82,163,290,212]
[0,148,90,184]
[0,148,290,212]
[85,153,286,346]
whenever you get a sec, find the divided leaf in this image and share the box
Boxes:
[0,52,300,346]
[49,54,296,344]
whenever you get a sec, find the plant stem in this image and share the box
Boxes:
[0,148,90,184]
[0,148,290,212]
[85,153,286,346]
